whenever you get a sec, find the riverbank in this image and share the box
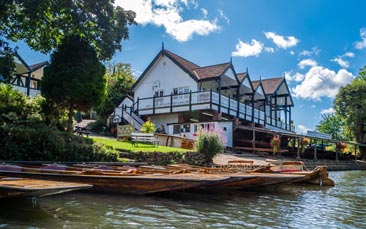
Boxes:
[213,152,366,171]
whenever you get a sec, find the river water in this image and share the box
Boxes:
[0,170,365,229]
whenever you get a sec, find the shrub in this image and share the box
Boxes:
[195,127,224,164]
[140,119,156,133]
[0,124,121,162]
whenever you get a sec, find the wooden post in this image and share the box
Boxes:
[218,78,221,113]
[210,89,212,110]
[354,145,357,162]
[252,128,256,153]
[26,72,31,96]
[136,97,140,115]
[313,139,318,161]
[189,90,192,111]
[296,137,301,160]
[152,96,155,115]
[336,146,339,164]
[170,92,173,113]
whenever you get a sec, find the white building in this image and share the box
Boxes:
[112,47,295,148]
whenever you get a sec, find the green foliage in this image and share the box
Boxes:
[96,63,136,123]
[0,49,14,82]
[334,66,366,159]
[0,0,136,60]
[0,84,44,125]
[0,125,121,162]
[195,131,223,164]
[141,120,156,134]
[41,35,107,131]
[316,113,346,140]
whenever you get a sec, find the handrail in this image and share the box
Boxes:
[135,90,292,131]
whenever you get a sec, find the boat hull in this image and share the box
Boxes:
[0,177,92,199]
[0,169,255,195]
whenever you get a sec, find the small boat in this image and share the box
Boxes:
[162,163,306,189]
[87,164,305,190]
[0,176,92,199]
[0,164,258,195]
[263,160,335,186]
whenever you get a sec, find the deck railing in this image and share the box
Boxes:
[134,90,294,132]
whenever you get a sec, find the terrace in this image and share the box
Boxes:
[132,90,295,132]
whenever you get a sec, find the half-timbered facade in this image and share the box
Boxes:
[3,52,48,97]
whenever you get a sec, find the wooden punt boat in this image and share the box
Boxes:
[0,164,257,195]
[0,176,92,199]
[74,164,306,190]
[261,160,335,186]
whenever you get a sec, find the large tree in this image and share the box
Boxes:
[42,35,106,132]
[316,113,346,140]
[0,0,135,60]
[334,66,366,159]
[96,62,135,123]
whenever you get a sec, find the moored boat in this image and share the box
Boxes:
[263,160,335,186]
[0,164,257,195]
[75,164,306,190]
[0,176,92,199]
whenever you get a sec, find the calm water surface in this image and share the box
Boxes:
[0,170,365,229]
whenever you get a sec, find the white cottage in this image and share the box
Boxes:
[112,47,295,148]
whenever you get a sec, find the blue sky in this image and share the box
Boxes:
[15,0,366,133]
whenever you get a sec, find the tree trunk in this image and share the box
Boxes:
[67,103,74,132]
[359,145,366,160]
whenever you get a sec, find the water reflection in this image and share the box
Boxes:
[0,171,365,228]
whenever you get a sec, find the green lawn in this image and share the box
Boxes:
[91,136,194,153]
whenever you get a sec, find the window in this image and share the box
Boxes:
[173,125,181,134]
[173,86,189,95]
[154,90,164,106]
[172,86,189,104]
[155,90,164,97]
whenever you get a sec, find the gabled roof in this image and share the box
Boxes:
[252,77,284,95]
[193,62,231,80]
[29,61,49,72]
[237,72,249,83]
[132,48,237,91]
[251,80,260,90]
[163,50,200,77]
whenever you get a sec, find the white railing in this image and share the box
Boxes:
[136,90,292,131]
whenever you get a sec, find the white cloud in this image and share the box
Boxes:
[232,39,264,57]
[218,9,230,24]
[290,51,295,55]
[297,124,308,134]
[115,0,220,42]
[292,66,355,100]
[264,47,275,53]
[331,57,349,68]
[344,52,355,58]
[285,71,305,82]
[299,47,320,57]
[354,28,366,50]
[201,8,208,18]
[166,19,220,42]
[264,32,299,49]
[331,52,355,68]
[320,107,335,115]
[298,59,317,69]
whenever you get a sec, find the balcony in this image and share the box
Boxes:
[135,90,295,132]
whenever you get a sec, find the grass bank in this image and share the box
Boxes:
[90,136,195,153]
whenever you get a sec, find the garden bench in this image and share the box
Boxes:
[131,133,159,147]
[73,126,91,138]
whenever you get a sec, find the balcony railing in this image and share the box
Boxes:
[135,90,294,132]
